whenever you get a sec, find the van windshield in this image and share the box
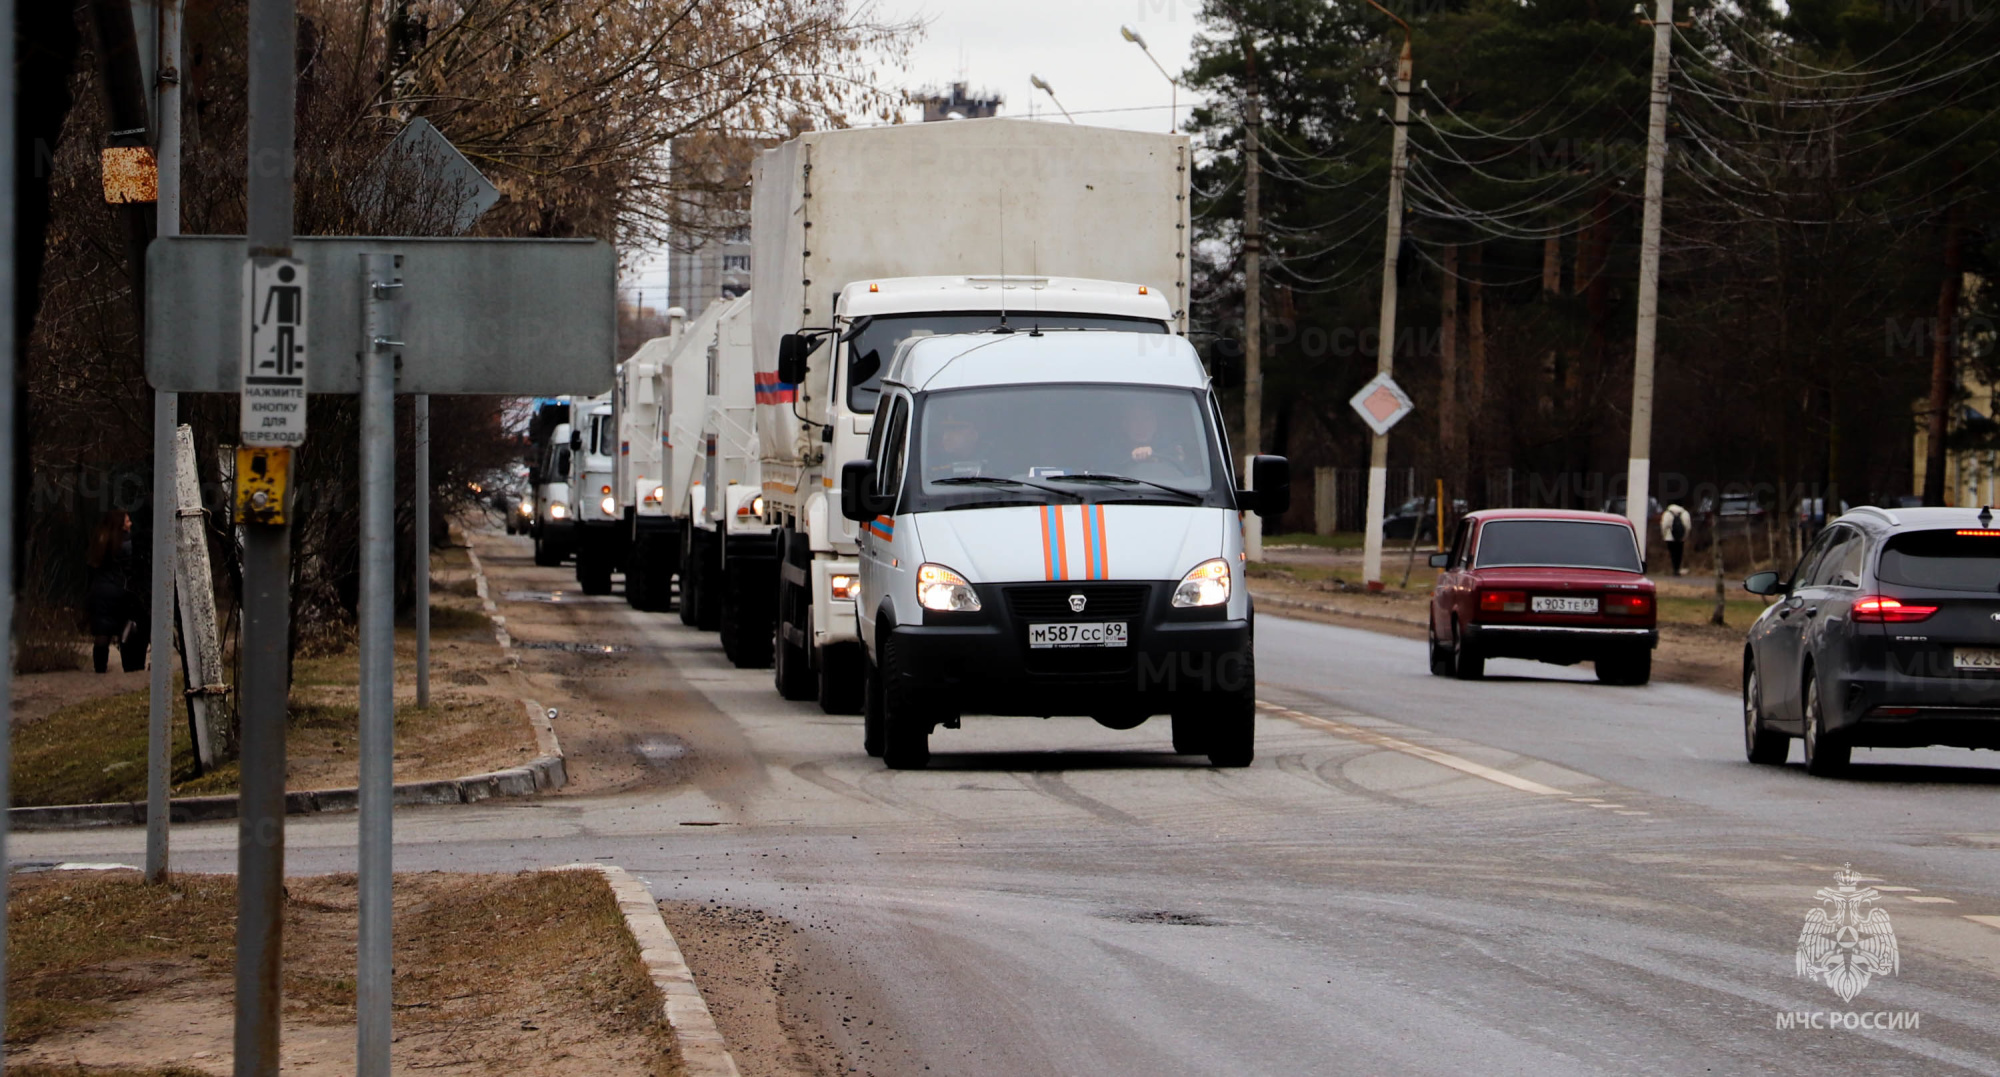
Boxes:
[903,384,1231,511]
[1475,520,1642,572]
[845,313,1168,413]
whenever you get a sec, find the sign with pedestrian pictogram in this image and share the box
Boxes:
[1348,371,1414,437]
[241,257,309,445]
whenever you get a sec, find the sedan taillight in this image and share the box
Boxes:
[1605,592,1653,617]
[1479,590,1527,614]
[1853,595,1937,623]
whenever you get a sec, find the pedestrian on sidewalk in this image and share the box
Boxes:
[84,509,148,673]
[1660,501,1693,577]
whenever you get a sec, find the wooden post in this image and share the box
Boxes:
[1314,466,1337,537]
[173,426,230,767]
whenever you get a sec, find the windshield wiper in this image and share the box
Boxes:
[1043,473,1204,502]
[932,475,1081,500]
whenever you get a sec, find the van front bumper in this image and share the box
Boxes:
[886,581,1250,717]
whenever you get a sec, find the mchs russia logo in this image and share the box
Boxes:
[1796,864,1900,1003]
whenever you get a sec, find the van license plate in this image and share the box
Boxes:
[1531,596,1598,614]
[1953,648,2000,670]
[1029,622,1129,649]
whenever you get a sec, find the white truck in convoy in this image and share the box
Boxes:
[567,393,622,594]
[527,400,574,567]
[615,308,687,611]
[676,294,780,667]
[838,331,1288,768]
[747,118,1193,714]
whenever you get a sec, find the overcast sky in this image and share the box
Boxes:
[623,0,1211,296]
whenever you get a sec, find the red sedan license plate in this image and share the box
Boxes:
[1531,595,1599,614]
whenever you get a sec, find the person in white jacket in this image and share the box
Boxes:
[1659,502,1693,576]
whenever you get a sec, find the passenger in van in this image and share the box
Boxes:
[1119,401,1193,478]
[928,416,985,478]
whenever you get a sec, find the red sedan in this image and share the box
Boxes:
[1426,509,1658,685]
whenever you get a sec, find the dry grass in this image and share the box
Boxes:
[8,870,680,1075]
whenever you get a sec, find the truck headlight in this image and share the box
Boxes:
[645,485,664,504]
[548,502,568,520]
[916,563,980,612]
[829,573,859,601]
[1172,558,1231,607]
[751,495,764,517]
[600,495,618,516]
[517,500,533,516]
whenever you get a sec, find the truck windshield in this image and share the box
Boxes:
[905,383,1230,510]
[846,313,1169,413]
[1474,520,1642,572]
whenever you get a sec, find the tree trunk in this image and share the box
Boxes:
[1923,216,1963,507]
[1466,242,1486,475]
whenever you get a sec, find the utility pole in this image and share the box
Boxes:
[1361,27,1413,591]
[235,0,296,1071]
[147,0,185,886]
[1626,0,1674,557]
[1242,42,1264,559]
[414,394,430,708]
[358,252,401,1076]
[0,0,17,1046]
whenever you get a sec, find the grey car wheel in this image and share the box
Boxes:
[1801,672,1850,776]
[1743,663,1788,765]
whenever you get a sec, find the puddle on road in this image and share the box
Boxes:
[1105,910,1225,927]
[514,641,629,655]
[502,589,623,604]
[634,736,689,765]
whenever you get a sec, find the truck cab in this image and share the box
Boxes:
[569,395,622,594]
[616,308,685,611]
[531,420,575,567]
[838,330,1289,769]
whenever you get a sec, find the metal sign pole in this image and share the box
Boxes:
[357,253,402,1076]
[234,0,295,1072]
[145,0,184,885]
[0,0,17,1046]
[414,393,429,708]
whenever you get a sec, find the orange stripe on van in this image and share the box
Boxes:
[1053,505,1071,581]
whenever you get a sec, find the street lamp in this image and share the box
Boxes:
[1120,24,1179,133]
[1029,74,1075,123]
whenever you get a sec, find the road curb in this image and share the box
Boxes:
[11,542,566,832]
[560,863,743,1077]
[1252,588,1427,628]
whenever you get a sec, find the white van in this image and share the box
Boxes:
[839,330,1289,769]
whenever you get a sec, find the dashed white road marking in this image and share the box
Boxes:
[1257,701,1572,798]
[1965,915,2000,931]
[1903,895,1959,904]
[1874,885,1921,892]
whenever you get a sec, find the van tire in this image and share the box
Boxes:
[862,644,886,758]
[880,635,930,769]
[1203,644,1256,768]
[1169,712,1207,755]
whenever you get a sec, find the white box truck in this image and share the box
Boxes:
[677,294,780,667]
[616,308,687,611]
[749,118,1191,713]
[568,393,621,594]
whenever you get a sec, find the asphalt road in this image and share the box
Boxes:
[21,535,2000,1075]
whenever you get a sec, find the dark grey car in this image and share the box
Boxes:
[1742,506,2000,775]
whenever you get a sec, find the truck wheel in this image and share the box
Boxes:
[862,645,886,758]
[817,642,864,715]
[677,526,701,625]
[720,561,775,668]
[1168,712,1207,755]
[624,554,647,608]
[696,539,722,631]
[880,635,930,769]
[533,535,559,567]
[774,549,815,700]
[1204,644,1256,768]
[577,543,613,596]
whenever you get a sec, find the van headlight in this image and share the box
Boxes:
[1172,558,1231,607]
[548,502,568,520]
[916,563,981,612]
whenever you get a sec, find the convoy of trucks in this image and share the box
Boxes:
[517,118,1288,767]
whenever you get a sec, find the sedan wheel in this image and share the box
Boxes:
[1743,664,1788,765]
[1801,673,1850,776]
[1452,622,1484,680]
[1428,621,1452,677]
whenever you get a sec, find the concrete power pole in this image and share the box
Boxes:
[1626,0,1674,558]
[1242,45,1264,559]
[1361,35,1414,590]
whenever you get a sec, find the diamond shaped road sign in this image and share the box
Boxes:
[1349,372,1414,437]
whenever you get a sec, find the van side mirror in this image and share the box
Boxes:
[1743,570,1783,596]
[1429,553,1450,569]
[840,459,881,522]
[1241,455,1290,518]
[569,430,583,452]
[778,334,813,387]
